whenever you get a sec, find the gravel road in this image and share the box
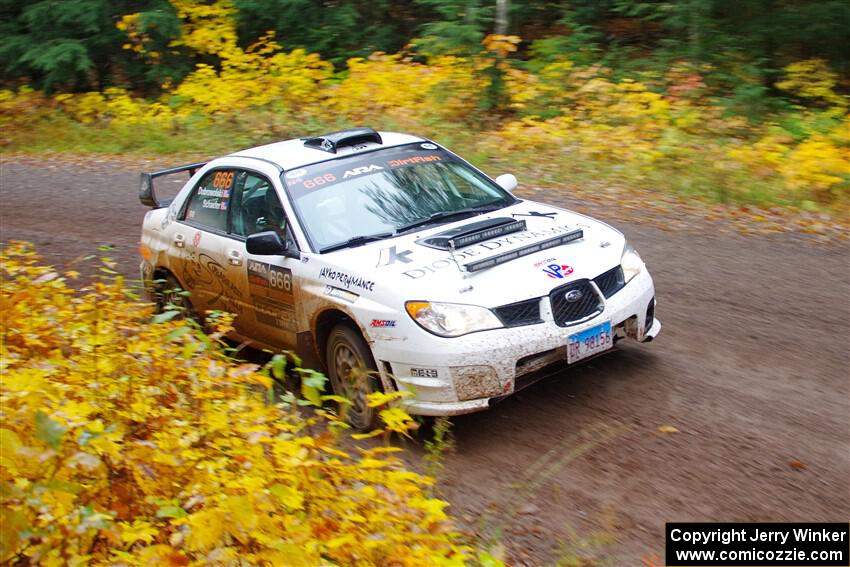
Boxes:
[2,156,847,565]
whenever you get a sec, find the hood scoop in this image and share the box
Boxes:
[417,217,526,250]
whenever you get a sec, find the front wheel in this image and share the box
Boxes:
[325,324,381,431]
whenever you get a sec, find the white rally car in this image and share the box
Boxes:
[139,128,660,428]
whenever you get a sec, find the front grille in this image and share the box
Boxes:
[493,298,542,327]
[593,266,625,298]
[549,280,603,326]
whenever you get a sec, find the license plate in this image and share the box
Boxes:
[567,321,613,364]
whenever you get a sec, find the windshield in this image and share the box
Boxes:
[282,143,515,252]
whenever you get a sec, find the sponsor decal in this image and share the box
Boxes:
[325,285,359,303]
[211,171,234,189]
[197,187,230,198]
[411,368,438,378]
[247,260,293,301]
[288,173,337,189]
[377,245,413,267]
[387,155,441,168]
[197,181,231,211]
[370,319,396,328]
[447,219,526,249]
[343,164,384,178]
[285,168,307,179]
[201,198,228,210]
[247,259,295,331]
[161,202,179,229]
[420,143,438,150]
[318,267,375,292]
[403,224,580,279]
[543,263,573,279]
[192,231,202,247]
[181,252,243,315]
[512,210,557,220]
[253,298,296,331]
[533,257,556,268]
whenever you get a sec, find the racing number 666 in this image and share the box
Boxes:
[269,268,291,292]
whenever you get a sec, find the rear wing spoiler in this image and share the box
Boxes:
[139,162,206,208]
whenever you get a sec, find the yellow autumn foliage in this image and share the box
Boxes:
[0,242,497,566]
[1,0,848,209]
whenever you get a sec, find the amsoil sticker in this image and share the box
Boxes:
[370,319,396,328]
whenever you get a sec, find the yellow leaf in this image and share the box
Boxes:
[186,509,225,552]
[269,484,304,511]
[119,520,159,545]
[326,534,356,549]
[351,429,384,440]
[658,425,679,433]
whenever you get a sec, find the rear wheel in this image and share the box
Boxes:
[326,324,381,431]
[154,273,197,320]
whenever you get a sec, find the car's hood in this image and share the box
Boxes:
[314,200,626,306]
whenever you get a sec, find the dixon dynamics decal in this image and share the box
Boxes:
[404,224,580,279]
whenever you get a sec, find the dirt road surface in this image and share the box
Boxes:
[2,157,848,565]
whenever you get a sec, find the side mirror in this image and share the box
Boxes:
[495,173,518,193]
[246,231,300,259]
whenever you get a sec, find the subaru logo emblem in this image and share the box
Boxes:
[565,289,583,303]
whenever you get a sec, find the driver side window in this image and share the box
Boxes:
[229,172,294,246]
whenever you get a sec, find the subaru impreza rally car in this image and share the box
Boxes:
[138,128,660,428]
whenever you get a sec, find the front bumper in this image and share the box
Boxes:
[372,268,659,416]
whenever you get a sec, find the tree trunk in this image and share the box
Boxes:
[495,0,510,35]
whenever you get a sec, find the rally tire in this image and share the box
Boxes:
[155,273,197,321]
[325,324,381,431]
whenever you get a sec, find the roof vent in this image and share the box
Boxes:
[303,128,382,154]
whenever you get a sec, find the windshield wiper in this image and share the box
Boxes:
[396,203,506,234]
[319,231,395,253]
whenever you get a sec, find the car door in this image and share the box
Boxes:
[173,168,245,319]
[226,170,300,350]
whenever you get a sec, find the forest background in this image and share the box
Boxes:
[1,0,848,214]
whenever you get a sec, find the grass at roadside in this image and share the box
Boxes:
[3,112,847,241]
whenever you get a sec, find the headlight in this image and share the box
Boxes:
[621,243,644,284]
[405,301,503,337]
